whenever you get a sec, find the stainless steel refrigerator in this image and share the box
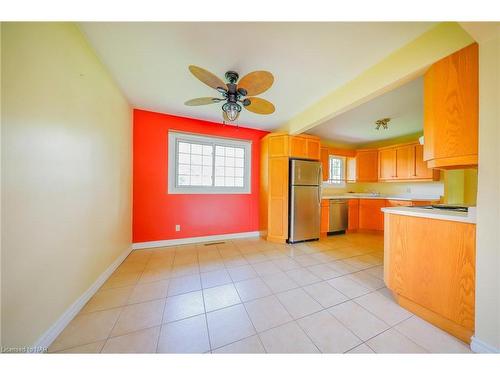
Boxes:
[288,159,322,243]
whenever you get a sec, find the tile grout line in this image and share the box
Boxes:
[53,234,386,353]
[362,315,427,353]
[154,247,177,353]
[99,250,154,353]
[198,250,214,353]
[214,239,268,353]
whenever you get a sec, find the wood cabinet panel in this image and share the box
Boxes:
[267,157,289,241]
[320,147,329,181]
[268,135,289,157]
[347,199,359,231]
[356,150,378,182]
[289,136,308,158]
[423,43,478,169]
[320,199,329,234]
[385,214,475,342]
[386,200,413,207]
[396,144,415,179]
[306,138,321,160]
[415,144,438,179]
[411,200,435,206]
[358,199,385,231]
[376,143,439,182]
[379,148,397,180]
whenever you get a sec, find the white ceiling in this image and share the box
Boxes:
[308,77,424,145]
[79,22,435,130]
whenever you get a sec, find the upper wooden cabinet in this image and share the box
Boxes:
[289,136,308,158]
[267,133,321,160]
[320,147,330,181]
[379,148,397,180]
[378,142,439,182]
[305,137,321,160]
[396,144,415,179]
[423,43,479,169]
[268,134,289,157]
[415,144,435,179]
[356,149,378,182]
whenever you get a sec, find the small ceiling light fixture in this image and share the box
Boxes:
[222,102,241,122]
[375,118,391,130]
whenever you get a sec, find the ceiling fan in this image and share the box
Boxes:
[184,65,275,123]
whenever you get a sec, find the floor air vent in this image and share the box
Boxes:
[204,241,225,246]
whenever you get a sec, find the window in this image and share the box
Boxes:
[168,131,251,194]
[328,155,346,186]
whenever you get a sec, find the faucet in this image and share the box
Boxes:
[366,189,380,197]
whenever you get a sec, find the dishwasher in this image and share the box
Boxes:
[328,199,348,233]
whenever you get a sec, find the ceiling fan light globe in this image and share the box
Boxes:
[222,102,241,122]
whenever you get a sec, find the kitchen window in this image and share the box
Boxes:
[168,131,251,194]
[328,155,346,186]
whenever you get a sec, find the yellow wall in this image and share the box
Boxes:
[1,23,132,347]
[474,33,500,351]
[443,169,478,205]
[281,22,474,135]
[323,180,444,199]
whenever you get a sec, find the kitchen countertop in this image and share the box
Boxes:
[381,206,476,224]
[321,194,441,202]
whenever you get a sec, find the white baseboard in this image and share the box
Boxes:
[33,246,133,350]
[470,336,500,353]
[132,231,261,250]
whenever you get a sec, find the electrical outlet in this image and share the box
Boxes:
[406,187,412,193]
[175,224,181,232]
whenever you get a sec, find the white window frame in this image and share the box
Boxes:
[327,155,347,187]
[168,131,252,194]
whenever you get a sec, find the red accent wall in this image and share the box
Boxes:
[133,109,269,243]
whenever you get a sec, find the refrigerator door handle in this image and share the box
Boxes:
[317,165,322,205]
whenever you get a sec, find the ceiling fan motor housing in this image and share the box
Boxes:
[225,71,239,84]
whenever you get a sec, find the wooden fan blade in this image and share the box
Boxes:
[238,71,274,96]
[244,97,275,115]
[189,65,227,91]
[184,97,221,106]
[222,111,239,122]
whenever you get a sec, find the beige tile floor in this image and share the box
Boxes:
[49,232,472,354]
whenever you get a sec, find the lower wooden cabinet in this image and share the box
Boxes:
[320,199,330,235]
[347,199,359,231]
[384,213,476,343]
[358,199,386,231]
[386,199,412,207]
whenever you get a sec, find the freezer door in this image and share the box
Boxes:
[290,159,322,186]
[289,185,320,242]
